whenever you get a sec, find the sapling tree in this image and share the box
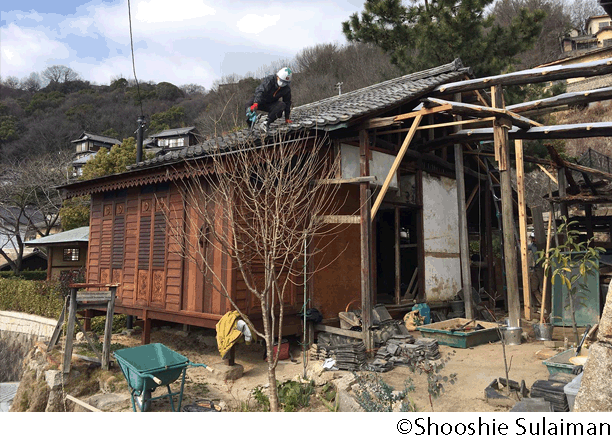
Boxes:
[538,217,604,346]
[165,131,344,411]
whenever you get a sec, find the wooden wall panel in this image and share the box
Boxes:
[87,197,103,284]
[137,269,149,302]
[151,270,165,305]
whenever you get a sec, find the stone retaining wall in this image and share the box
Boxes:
[0,311,57,339]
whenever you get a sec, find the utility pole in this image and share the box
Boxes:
[136,115,145,163]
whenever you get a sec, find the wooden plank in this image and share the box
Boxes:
[63,288,78,374]
[454,92,473,320]
[371,114,423,220]
[314,176,377,185]
[315,215,360,224]
[531,205,546,247]
[466,185,479,212]
[315,324,363,339]
[76,291,112,302]
[394,103,453,122]
[48,297,68,350]
[65,394,102,412]
[540,213,554,324]
[404,267,418,299]
[536,164,558,184]
[493,85,521,329]
[516,140,532,320]
[415,117,495,131]
[101,287,117,370]
[485,178,495,300]
[434,57,612,95]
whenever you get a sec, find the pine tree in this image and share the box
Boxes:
[342,0,545,76]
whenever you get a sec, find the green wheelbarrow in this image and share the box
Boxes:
[114,343,213,412]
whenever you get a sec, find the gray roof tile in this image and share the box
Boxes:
[129,59,469,171]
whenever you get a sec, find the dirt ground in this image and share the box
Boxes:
[92,321,585,412]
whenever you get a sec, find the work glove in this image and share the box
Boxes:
[250,103,258,111]
[285,119,292,124]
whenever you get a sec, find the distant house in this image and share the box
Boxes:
[71,132,121,177]
[562,15,612,54]
[0,249,47,272]
[25,227,88,280]
[144,127,199,155]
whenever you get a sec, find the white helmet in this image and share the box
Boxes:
[276,67,292,87]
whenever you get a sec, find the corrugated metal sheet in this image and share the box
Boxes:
[0,383,19,412]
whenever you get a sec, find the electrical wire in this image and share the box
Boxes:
[127,0,144,116]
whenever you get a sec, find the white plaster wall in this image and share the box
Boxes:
[340,144,398,189]
[422,173,461,301]
[0,311,57,339]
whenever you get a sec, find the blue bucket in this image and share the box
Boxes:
[412,303,431,324]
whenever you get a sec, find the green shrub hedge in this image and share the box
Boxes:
[0,279,64,319]
[0,271,48,280]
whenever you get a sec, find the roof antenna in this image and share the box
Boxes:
[335,82,343,96]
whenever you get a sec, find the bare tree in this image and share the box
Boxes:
[566,0,605,34]
[0,152,70,274]
[180,83,206,96]
[41,65,81,84]
[2,76,20,89]
[20,72,42,93]
[166,131,344,411]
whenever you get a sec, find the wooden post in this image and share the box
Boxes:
[416,168,426,300]
[395,206,401,304]
[585,204,594,240]
[485,178,495,301]
[532,206,546,248]
[492,85,521,329]
[515,140,532,320]
[558,168,569,220]
[142,309,151,345]
[101,286,117,370]
[360,130,373,351]
[226,346,236,366]
[454,92,473,320]
[63,287,78,374]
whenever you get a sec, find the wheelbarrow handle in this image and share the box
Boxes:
[189,362,214,372]
[144,374,163,385]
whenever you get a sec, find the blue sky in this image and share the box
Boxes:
[1,0,364,89]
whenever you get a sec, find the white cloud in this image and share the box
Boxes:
[136,0,215,23]
[0,23,70,75]
[237,14,280,34]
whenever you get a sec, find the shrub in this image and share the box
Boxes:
[0,278,64,318]
[0,271,48,280]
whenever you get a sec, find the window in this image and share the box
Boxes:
[158,139,169,147]
[168,138,185,148]
[63,248,80,261]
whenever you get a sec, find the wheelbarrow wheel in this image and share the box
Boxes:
[136,389,152,412]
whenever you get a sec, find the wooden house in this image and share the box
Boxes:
[25,227,89,280]
[59,58,612,345]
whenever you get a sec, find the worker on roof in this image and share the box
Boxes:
[245,67,293,133]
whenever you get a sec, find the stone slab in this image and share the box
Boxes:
[210,363,244,381]
[45,370,64,390]
[87,393,132,411]
[574,342,612,412]
[597,283,612,345]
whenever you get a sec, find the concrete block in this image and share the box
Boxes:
[45,370,64,390]
[210,363,244,381]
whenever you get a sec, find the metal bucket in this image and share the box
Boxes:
[500,327,522,345]
[533,323,553,341]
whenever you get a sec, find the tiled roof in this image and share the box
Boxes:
[128,59,469,171]
[148,126,197,138]
[71,132,121,145]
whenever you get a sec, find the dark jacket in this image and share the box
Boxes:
[253,75,292,119]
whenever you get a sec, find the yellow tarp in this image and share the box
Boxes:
[215,311,256,358]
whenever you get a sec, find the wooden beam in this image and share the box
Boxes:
[434,57,612,95]
[315,324,363,339]
[493,85,521,329]
[360,116,400,130]
[531,205,546,247]
[516,140,532,320]
[466,185,479,212]
[507,86,612,114]
[416,117,495,131]
[101,287,117,370]
[540,213,554,324]
[371,114,423,220]
[63,288,78,374]
[485,178,495,299]
[424,97,542,130]
[395,207,401,305]
[394,103,453,122]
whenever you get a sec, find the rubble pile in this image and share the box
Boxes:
[367,337,441,372]
[530,379,570,412]
[309,333,366,371]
